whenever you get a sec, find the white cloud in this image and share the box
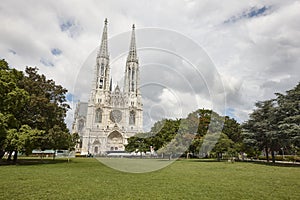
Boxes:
[0,0,299,129]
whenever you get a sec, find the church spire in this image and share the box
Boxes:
[127,24,138,63]
[94,18,110,91]
[124,24,140,94]
[98,18,108,59]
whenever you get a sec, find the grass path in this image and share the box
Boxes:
[0,158,299,200]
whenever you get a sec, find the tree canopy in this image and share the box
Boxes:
[0,59,75,161]
[243,82,300,163]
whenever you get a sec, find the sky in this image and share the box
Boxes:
[1,0,299,130]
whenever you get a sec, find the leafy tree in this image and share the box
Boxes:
[243,82,300,163]
[157,132,194,159]
[222,116,242,144]
[0,60,72,161]
[276,83,300,153]
[125,119,181,154]
[127,108,244,161]
[5,125,45,161]
[221,116,245,159]
[211,133,234,161]
[243,100,283,163]
[0,59,29,159]
[70,132,80,151]
[17,67,70,132]
[47,125,72,159]
[184,109,212,156]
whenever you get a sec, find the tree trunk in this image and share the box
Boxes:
[265,147,269,162]
[271,149,275,164]
[0,150,5,159]
[217,153,221,161]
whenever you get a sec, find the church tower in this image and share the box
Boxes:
[124,24,143,135]
[75,19,143,155]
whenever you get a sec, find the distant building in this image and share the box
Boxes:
[72,19,143,155]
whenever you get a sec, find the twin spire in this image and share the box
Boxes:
[127,24,137,63]
[98,18,137,62]
[96,19,139,94]
[98,18,108,59]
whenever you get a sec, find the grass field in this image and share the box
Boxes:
[0,158,299,200]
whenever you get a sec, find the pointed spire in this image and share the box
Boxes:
[127,24,137,62]
[98,18,108,59]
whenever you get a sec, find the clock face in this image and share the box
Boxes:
[110,110,122,123]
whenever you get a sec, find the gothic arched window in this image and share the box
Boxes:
[100,63,104,76]
[95,108,103,123]
[131,69,135,92]
[99,78,103,89]
[129,110,135,125]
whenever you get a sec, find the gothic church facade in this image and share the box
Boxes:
[72,19,143,155]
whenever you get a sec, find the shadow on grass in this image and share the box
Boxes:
[176,158,300,167]
[247,160,300,168]
[0,158,71,166]
[177,158,224,163]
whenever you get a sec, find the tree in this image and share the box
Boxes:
[0,60,71,161]
[0,59,29,159]
[126,108,245,161]
[46,125,69,159]
[242,83,300,163]
[184,109,213,157]
[276,83,300,154]
[126,119,181,153]
[5,125,45,161]
[243,100,282,163]
[211,133,234,161]
[221,116,245,159]
[17,67,70,132]
[222,116,242,144]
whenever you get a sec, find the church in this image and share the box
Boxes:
[72,19,143,155]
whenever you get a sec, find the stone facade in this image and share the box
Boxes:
[72,19,143,155]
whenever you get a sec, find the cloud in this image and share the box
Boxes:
[0,0,299,129]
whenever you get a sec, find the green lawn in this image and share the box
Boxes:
[0,158,299,200]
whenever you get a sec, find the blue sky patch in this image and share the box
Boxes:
[60,19,74,32]
[248,6,267,18]
[51,48,62,56]
[40,58,54,67]
[59,18,82,38]
[66,93,74,102]
[8,49,16,55]
[224,6,269,24]
[225,108,237,121]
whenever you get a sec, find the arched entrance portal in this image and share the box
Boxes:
[92,139,101,155]
[107,131,124,151]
